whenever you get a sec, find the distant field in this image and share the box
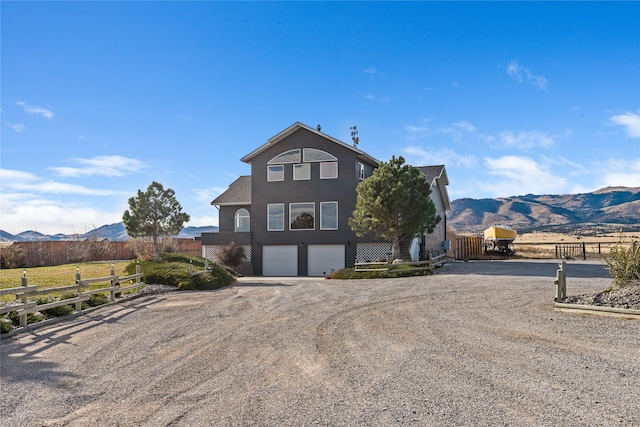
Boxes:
[513,231,638,259]
[515,231,639,244]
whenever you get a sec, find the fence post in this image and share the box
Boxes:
[19,269,28,327]
[136,262,141,293]
[428,252,433,271]
[189,260,193,276]
[75,266,83,312]
[555,259,566,302]
[582,242,586,260]
[110,263,117,302]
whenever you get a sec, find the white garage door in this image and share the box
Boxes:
[308,245,345,277]
[262,245,298,276]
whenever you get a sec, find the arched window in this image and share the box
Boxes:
[235,208,250,232]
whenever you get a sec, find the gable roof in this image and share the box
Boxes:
[240,122,379,166]
[418,165,451,211]
[211,175,251,206]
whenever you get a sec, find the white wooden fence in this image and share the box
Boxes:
[0,265,144,329]
[355,253,447,273]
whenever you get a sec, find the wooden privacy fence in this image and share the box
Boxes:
[6,239,202,267]
[450,235,484,260]
[355,253,447,273]
[0,265,144,329]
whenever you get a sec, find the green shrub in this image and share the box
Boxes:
[217,242,246,267]
[328,264,434,280]
[7,310,43,326]
[0,245,24,269]
[126,253,235,290]
[1,318,13,334]
[605,241,640,288]
[87,293,109,307]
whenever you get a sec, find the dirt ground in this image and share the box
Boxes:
[1,260,639,426]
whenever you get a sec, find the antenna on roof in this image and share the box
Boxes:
[350,125,359,147]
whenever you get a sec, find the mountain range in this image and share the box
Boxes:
[448,186,640,234]
[0,223,219,243]
[2,187,638,241]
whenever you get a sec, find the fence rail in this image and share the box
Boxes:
[1,265,144,329]
[355,253,446,273]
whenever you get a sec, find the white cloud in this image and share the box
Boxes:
[16,101,54,119]
[404,124,429,133]
[193,186,228,204]
[5,122,26,133]
[453,121,476,133]
[610,111,640,138]
[363,67,378,75]
[0,192,124,235]
[0,168,125,196]
[495,130,555,149]
[403,145,478,169]
[479,155,566,197]
[595,158,640,188]
[50,155,147,177]
[506,61,524,82]
[506,61,547,89]
[186,214,219,228]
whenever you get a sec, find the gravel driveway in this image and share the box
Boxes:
[1,260,638,426]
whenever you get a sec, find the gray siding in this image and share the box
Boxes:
[218,204,251,233]
[423,185,447,251]
[249,128,377,275]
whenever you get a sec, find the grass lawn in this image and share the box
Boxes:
[0,261,133,302]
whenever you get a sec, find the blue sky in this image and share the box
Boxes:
[1,1,639,235]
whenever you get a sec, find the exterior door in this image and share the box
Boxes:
[262,245,298,276]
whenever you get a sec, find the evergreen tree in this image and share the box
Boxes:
[349,156,440,259]
[123,181,190,260]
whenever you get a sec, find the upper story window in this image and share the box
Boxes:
[320,162,338,179]
[267,148,338,182]
[293,163,310,180]
[234,208,250,232]
[357,162,365,180]
[290,202,315,230]
[303,148,337,162]
[267,165,284,181]
[267,204,284,231]
[268,149,301,164]
[320,201,338,230]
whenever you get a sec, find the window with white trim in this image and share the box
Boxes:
[267,165,284,181]
[357,162,365,180]
[267,204,284,231]
[320,201,338,230]
[234,208,250,232]
[293,163,310,180]
[303,148,337,162]
[268,149,301,164]
[320,162,338,179]
[290,202,315,230]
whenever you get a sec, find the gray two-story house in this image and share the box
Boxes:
[201,122,450,276]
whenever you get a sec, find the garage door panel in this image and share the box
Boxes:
[263,245,298,276]
[308,245,345,277]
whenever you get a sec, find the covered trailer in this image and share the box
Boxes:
[484,226,517,254]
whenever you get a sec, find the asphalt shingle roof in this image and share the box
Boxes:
[211,175,251,206]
